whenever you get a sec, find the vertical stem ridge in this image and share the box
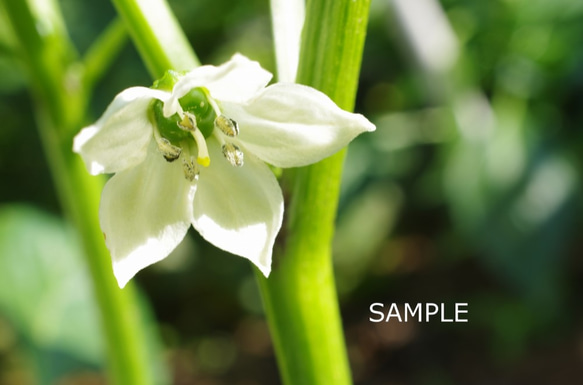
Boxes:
[257,0,372,384]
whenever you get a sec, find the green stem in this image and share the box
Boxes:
[82,17,129,92]
[110,0,199,78]
[2,1,154,384]
[35,108,153,385]
[256,0,372,384]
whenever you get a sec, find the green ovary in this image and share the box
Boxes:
[151,87,217,144]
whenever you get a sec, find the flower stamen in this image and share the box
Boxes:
[215,115,239,137]
[153,129,182,162]
[222,142,244,167]
[182,156,198,181]
[177,112,196,132]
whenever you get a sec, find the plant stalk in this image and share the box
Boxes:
[1,0,156,383]
[256,0,372,384]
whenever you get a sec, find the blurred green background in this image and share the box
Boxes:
[1,0,583,383]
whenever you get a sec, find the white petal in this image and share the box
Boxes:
[270,0,304,82]
[164,54,272,117]
[100,142,195,288]
[222,83,376,168]
[73,87,170,175]
[191,139,283,276]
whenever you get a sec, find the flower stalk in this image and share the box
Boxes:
[110,0,199,78]
[255,0,372,384]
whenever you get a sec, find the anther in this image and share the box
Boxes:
[222,142,244,167]
[182,156,199,181]
[154,130,182,162]
[177,112,197,132]
[215,115,239,137]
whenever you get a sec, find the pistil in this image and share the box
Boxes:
[177,112,211,167]
[192,128,210,167]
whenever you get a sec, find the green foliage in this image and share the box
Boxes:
[0,205,170,384]
[0,205,104,381]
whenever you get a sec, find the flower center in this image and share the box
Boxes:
[150,86,246,180]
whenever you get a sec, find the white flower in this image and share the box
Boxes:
[73,54,375,288]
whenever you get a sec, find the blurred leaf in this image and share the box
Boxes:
[0,56,27,93]
[0,204,170,383]
[444,95,578,310]
[0,204,104,365]
[0,2,27,93]
[334,182,403,294]
[372,108,455,152]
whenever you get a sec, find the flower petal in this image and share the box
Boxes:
[100,141,195,288]
[270,0,304,82]
[191,139,283,276]
[73,87,169,175]
[222,83,376,168]
[164,54,272,117]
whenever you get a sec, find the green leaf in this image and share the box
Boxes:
[0,204,104,364]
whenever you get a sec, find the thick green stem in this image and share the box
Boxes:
[35,108,153,385]
[257,0,372,384]
[109,0,199,78]
[2,1,154,384]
